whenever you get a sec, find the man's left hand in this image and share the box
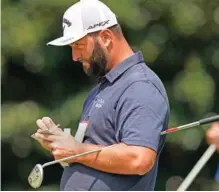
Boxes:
[34,122,81,163]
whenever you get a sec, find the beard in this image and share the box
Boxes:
[83,38,108,78]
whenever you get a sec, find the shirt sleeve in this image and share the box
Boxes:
[115,81,169,152]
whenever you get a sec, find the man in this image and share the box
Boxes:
[34,0,170,190]
[206,122,219,150]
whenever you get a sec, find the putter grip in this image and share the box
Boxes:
[199,115,219,125]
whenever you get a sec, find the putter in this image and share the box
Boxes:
[28,115,219,189]
[176,144,216,191]
[28,146,110,189]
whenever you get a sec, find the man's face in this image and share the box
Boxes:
[69,35,108,77]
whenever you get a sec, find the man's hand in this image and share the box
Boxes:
[34,117,81,163]
[32,117,61,151]
[206,122,219,150]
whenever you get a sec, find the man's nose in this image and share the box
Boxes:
[72,49,80,62]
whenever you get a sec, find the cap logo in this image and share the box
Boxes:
[63,18,72,27]
[87,20,110,30]
[63,18,72,31]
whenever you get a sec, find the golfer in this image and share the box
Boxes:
[206,123,219,150]
[34,0,170,190]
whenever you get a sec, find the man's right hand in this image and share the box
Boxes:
[206,122,219,150]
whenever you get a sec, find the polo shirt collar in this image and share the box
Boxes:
[105,51,144,83]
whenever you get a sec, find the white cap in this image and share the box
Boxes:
[47,0,118,46]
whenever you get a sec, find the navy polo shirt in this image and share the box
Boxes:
[60,51,170,191]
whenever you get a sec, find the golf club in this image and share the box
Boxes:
[28,115,219,189]
[176,144,217,191]
[28,146,111,189]
[161,115,219,135]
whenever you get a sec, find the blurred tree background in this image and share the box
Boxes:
[1,0,219,190]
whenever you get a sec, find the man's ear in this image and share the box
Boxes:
[99,29,113,48]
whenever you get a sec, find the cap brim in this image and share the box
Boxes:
[47,33,87,46]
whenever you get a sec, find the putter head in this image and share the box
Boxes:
[28,164,43,189]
